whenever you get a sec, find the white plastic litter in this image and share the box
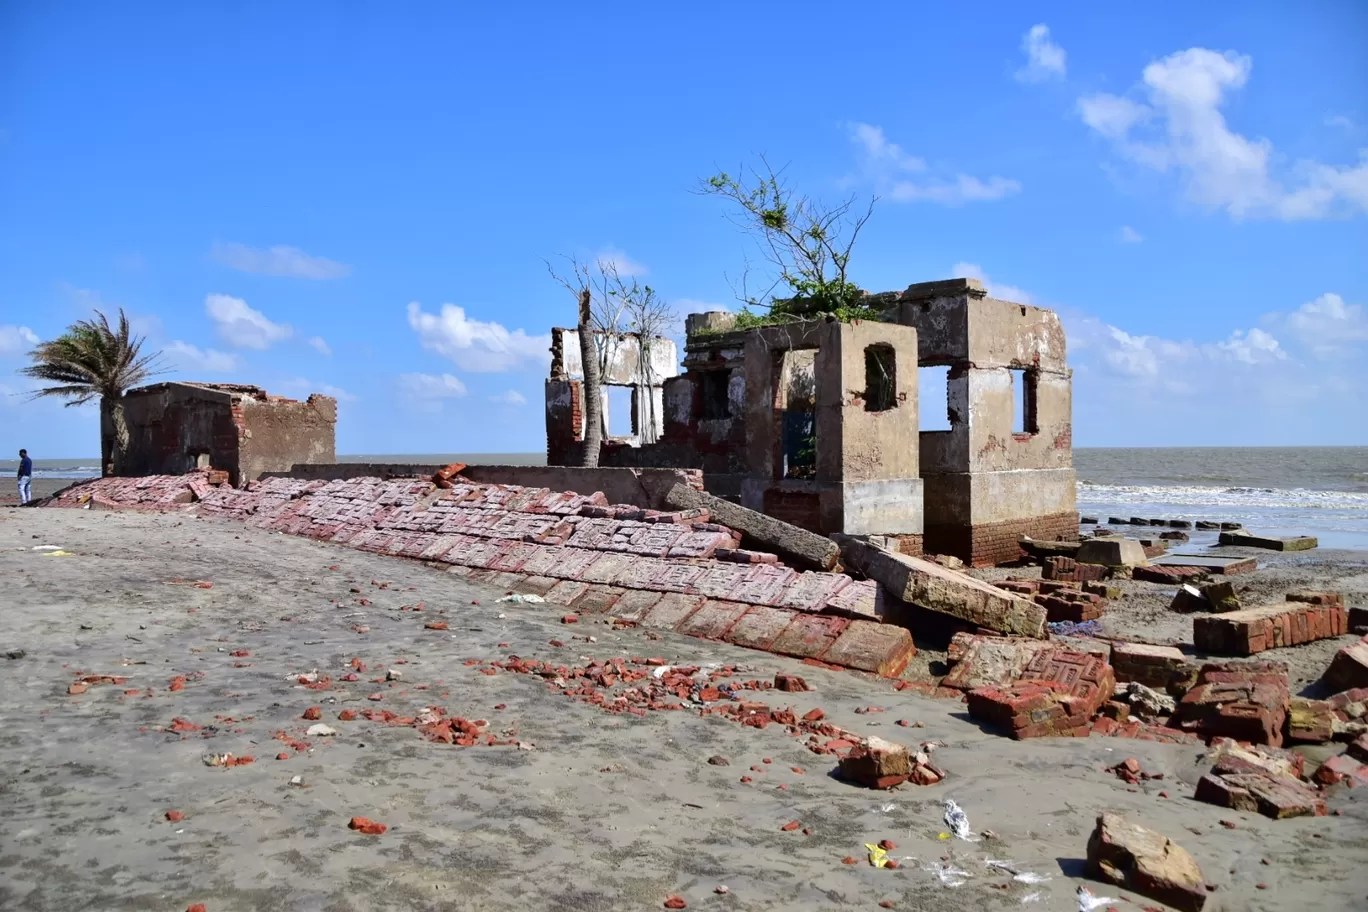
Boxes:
[495,593,545,604]
[306,724,338,737]
[1020,892,1042,904]
[942,799,979,842]
[31,545,64,551]
[1076,886,1119,911]
[927,861,971,886]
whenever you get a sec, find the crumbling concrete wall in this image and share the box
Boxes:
[895,279,1077,565]
[122,382,336,486]
[235,392,336,483]
[737,319,924,543]
[123,383,241,480]
[542,276,1077,567]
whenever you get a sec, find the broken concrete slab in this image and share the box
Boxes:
[1075,538,1147,567]
[664,484,840,571]
[1110,642,1199,694]
[837,537,1046,638]
[1085,813,1209,912]
[1018,537,1081,560]
[1288,697,1335,744]
[1322,635,1368,692]
[941,634,1053,691]
[1195,771,1328,818]
[1151,553,1258,575]
[1217,530,1318,551]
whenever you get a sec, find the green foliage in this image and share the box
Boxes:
[700,160,877,323]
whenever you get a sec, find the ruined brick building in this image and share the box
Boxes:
[121,382,337,486]
[545,277,1077,566]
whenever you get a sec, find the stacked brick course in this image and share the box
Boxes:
[45,472,914,676]
[1193,600,1349,656]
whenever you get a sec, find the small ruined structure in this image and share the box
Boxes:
[545,328,679,464]
[121,382,336,486]
[545,277,1077,566]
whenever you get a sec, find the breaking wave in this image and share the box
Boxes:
[1077,481,1368,512]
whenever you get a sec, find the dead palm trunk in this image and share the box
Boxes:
[576,288,603,467]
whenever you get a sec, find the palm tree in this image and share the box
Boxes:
[19,309,164,476]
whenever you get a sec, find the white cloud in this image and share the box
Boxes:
[596,246,648,277]
[1078,94,1151,139]
[1078,47,1368,220]
[849,123,1022,205]
[283,378,356,402]
[210,242,351,279]
[307,336,332,356]
[1119,225,1144,243]
[1325,114,1355,131]
[164,340,239,373]
[0,324,39,355]
[1269,292,1368,358]
[406,302,550,372]
[398,372,468,412]
[205,294,293,350]
[848,123,926,172]
[950,262,1034,305]
[1016,24,1066,82]
[489,390,527,406]
[1207,327,1286,364]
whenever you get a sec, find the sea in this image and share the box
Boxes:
[6,447,1367,549]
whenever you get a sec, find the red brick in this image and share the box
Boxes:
[569,584,625,615]
[821,620,916,678]
[1322,636,1368,692]
[1313,754,1368,788]
[638,593,706,630]
[724,606,798,651]
[675,600,751,641]
[768,614,849,661]
[1174,662,1289,746]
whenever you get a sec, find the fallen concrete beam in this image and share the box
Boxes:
[837,537,1047,638]
[1218,530,1318,551]
[665,484,840,571]
[1151,553,1258,575]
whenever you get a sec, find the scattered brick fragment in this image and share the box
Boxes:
[348,816,387,835]
[165,810,185,822]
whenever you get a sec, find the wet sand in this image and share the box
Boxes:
[2,507,1366,911]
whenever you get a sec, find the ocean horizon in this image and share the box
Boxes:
[7,446,1366,548]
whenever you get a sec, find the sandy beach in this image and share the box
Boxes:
[3,505,1366,911]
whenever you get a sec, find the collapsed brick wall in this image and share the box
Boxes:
[44,473,916,677]
[925,511,1079,568]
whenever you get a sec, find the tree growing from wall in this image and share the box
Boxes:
[19,309,164,476]
[547,256,677,462]
[699,157,880,323]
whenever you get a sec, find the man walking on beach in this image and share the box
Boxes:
[16,449,33,506]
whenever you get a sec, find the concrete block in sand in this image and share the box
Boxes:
[836,537,1046,638]
[664,484,839,571]
[1217,529,1318,551]
[1075,538,1147,567]
[1086,813,1209,912]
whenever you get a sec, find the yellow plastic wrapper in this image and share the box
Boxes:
[864,843,888,868]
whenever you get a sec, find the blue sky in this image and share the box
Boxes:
[2,2,1365,458]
